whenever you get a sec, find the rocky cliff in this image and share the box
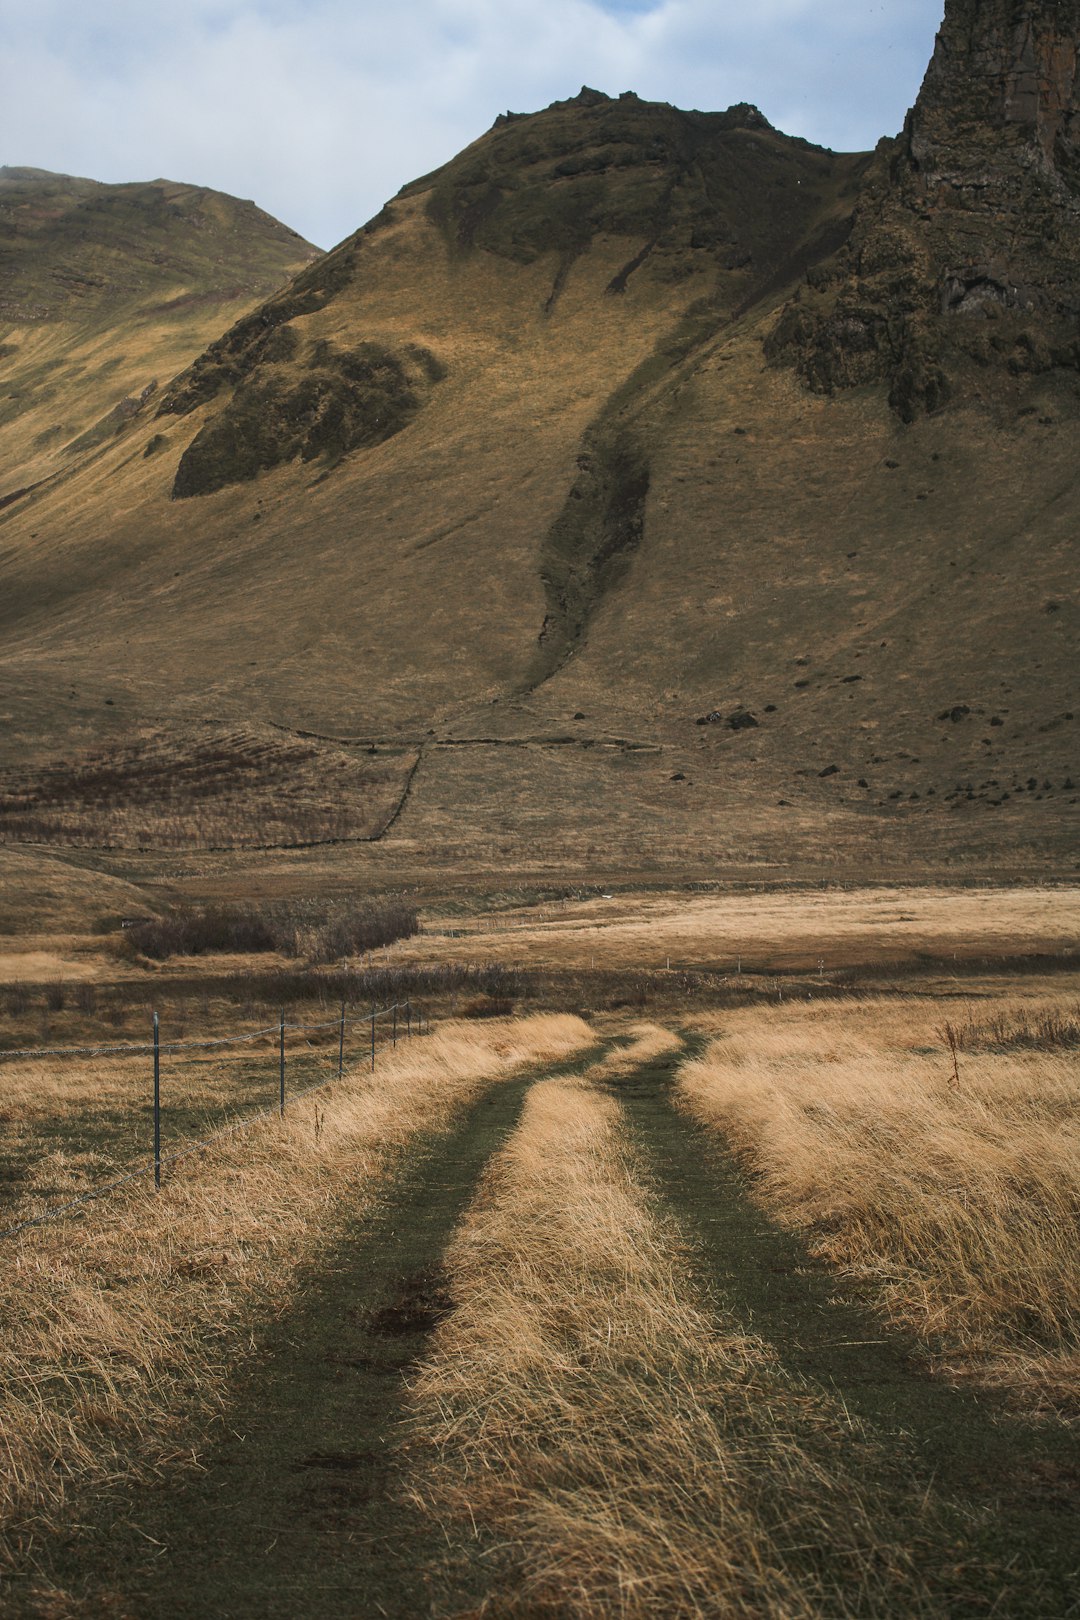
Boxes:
[768,0,1080,417]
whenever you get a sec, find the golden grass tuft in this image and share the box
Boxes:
[0,1012,592,1567]
[677,994,1080,1412]
[407,1067,931,1618]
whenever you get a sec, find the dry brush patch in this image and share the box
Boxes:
[677,993,1080,1412]
[0,728,415,851]
[407,1063,933,1619]
[0,1012,593,1573]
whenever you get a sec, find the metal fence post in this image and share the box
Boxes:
[338,998,345,1079]
[153,1011,161,1189]
[392,1002,397,1047]
[406,1000,412,1039]
[370,1008,376,1072]
[279,1007,286,1116]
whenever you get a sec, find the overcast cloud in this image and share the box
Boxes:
[1,0,945,250]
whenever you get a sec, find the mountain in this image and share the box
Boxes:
[0,167,318,494]
[0,1,1076,921]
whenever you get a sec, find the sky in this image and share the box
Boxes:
[1,0,946,251]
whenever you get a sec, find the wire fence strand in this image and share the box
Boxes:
[0,1000,420,1241]
[0,1015,353,1063]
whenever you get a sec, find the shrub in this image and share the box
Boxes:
[74,982,98,1015]
[4,983,29,1018]
[120,898,420,963]
[459,994,516,1019]
[122,904,279,960]
[297,899,420,964]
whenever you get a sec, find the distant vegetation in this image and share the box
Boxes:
[121,897,420,963]
[0,728,415,851]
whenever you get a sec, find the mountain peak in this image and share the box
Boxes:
[767,0,1080,417]
[907,0,1080,191]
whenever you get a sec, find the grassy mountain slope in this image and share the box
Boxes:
[0,167,317,494]
[0,34,1077,905]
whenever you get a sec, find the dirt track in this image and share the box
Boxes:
[6,1035,1078,1619]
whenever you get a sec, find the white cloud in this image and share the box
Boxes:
[0,0,944,248]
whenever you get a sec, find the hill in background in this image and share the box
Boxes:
[0,0,1077,925]
[0,167,317,496]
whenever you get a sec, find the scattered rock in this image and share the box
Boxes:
[818,764,840,777]
[728,710,759,731]
[938,705,970,722]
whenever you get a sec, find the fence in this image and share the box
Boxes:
[0,998,423,1240]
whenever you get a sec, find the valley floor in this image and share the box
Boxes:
[1,890,1078,1617]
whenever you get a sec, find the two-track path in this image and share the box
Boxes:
[19,1033,1080,1619]
[608,1042,1080,1620]
[39,1058,574,1620]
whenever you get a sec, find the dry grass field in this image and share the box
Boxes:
[402,883,1080,973]
[0,1013,593,1589]
[0,881,1076,1614]
[3,32,1079,1610]
[678,990,1080,1413]
[0,727,417,851]
[407,1051,933,1618]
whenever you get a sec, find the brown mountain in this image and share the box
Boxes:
[0,167,318,495]
[0,1,1077,924]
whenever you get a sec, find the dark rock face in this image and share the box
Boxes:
[171,340,443,499]
[767,0,1080,417]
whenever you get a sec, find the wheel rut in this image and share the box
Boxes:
[53,1048,602,1620]
[609,1043,1080,1619]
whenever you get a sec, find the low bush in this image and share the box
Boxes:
[941,1006,1080,1053]
[289,898,420,964]
[122,905,279,959]
[120,898,420,964]
[459,994,516,1019]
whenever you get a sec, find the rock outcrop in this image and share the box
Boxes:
[767,0,1080,417]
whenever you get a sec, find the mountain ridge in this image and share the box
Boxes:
[0,167,318,496]
[0,0,1076,915]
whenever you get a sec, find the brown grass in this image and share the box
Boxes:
[0,1012,592,1568]
[406,1058,932,1618]
[677,993,1080,1412]
[395,884,1080,975]
[0,728,416,851]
